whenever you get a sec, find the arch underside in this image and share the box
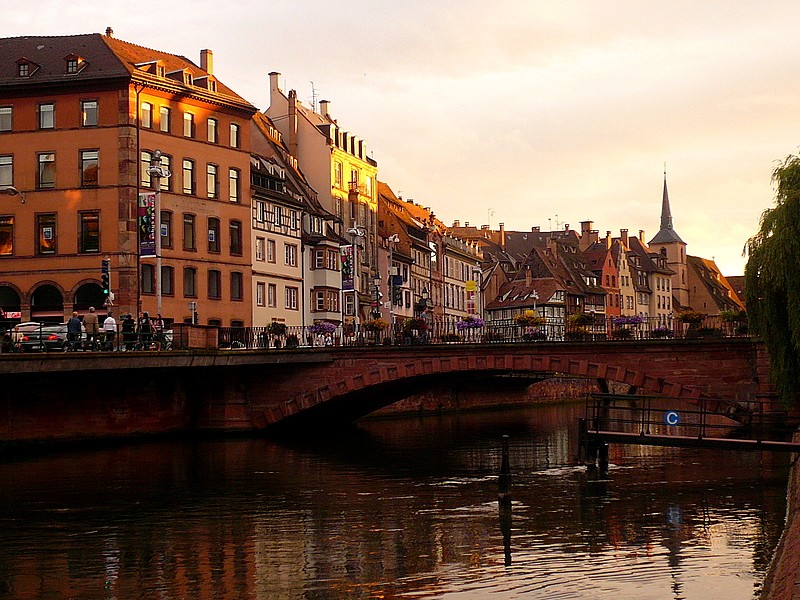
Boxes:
[259,353,750,428]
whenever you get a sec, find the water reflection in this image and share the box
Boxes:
[0,402,788,599]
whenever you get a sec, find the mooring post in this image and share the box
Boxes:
[598,442,609,473]
[498,434,511,505]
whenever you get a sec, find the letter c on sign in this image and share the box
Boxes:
[664,410,681,426]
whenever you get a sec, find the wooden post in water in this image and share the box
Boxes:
[498,434,511,505]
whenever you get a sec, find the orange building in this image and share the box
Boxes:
[0,30,256,326]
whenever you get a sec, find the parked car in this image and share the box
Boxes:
[18,322,83,352]
[11,322,42,344]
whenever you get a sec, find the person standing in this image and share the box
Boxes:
[121,314,136,351]
[83,306,99,350]
[152,313,165,350]
[102,312,117,351]
[67,311,82,351]
[137,311,153,349]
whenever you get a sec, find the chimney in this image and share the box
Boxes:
[464,222,470,227]
[525,267,532,287]
[532,226,540,232]
[499,222,506,249]
[319,99,330,118]
[287,89,299,157]
[639,229,645,243]
[269,71,282,95]
[580,221,593,237]
[200,49,213,74]
[453,220,460,227]
[481,225,489,230]
[620,229,629,247]
[105,27,114,38]
[564,223,570,231]
[605,231,612,249]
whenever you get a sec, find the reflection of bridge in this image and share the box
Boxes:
[0,337,785,446]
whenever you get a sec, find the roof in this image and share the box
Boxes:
[485,277,563,311]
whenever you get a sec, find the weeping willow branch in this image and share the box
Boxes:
[744,154,800,407]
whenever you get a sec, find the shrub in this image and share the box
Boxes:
[678,311,705,324]
[515,313,546,327]
[267,322,287,335]
[568,313,594,326]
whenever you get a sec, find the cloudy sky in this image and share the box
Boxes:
[5,0,800,275]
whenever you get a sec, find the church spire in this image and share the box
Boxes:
[648,167,684,245]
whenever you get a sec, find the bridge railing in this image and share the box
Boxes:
[215,314,750,350]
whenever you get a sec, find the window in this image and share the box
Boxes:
[162,265,174,295]
[268,283,277,308]
[229,220,242,256]
[140,150,152,187]
[183,267,197,297]
[207,118,217,143]
[314,249,324,269]
[18,63,29,77]
[255,237,265,261]
[81,100,98,127]
[284,243,297,267]
[0,155,12,187]
[159,155,171,191]
[326,250,338,271]
[0,216,13,255]
[183,112,194,137]
[37,213,57,254]
[228,168,240,202]
[183,214,195,250]
[231,272,243,301]
[208,217,220,253]
[39,103,54,129]
[80,150,99,186]
[208,270,221,299]
[230,123,240,148]
[66,58,79,74]
[315,290,325,311]
[79,212,100,253]
[285,286,298,310]
[291,211,300,231]
[334,162,343,187]
[256,282,265,306]
[0,107,11,132]
[141,102,152,128]
[141,264,154,294]
[37,153,55,189]
[206,164,218,198]
[161,211,172,248]
[182,159,195,194]
[267,239,276,263]
[159,106,171,133]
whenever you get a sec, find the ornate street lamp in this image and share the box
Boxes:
[147,151,171,316]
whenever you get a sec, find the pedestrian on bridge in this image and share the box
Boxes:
[83,307,99,350]
[102,312,117,351]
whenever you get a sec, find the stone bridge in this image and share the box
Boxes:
[0,338,780,445]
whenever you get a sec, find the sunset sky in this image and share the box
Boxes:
[4,1,800,275]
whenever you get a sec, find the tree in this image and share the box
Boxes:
[744,154,800,407]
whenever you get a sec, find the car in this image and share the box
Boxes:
[18,322,84,352]
[11,322,42,344]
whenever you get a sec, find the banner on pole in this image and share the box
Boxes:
[138,192,157,257]
[340,245,354,291]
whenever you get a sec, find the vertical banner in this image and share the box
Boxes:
[138,192,157,257]
[340,245,354,291]
[466,279,477,314]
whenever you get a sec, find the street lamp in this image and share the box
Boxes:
[147,151,171,316]
[0,186,26,203]
[371,274,382,319]
[347,226,366,333]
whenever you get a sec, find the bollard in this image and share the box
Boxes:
[498,434,511,505]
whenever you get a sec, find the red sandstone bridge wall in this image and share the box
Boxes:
[0,339,773,444]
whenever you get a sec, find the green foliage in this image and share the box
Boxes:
[744,154,800,407]
[567,313,594,326]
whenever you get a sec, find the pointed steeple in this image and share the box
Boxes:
[649,167,684,244]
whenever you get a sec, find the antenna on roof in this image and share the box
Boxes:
[309,81,317,112]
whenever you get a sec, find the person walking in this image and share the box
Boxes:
[67,311,82,351]
[102,312,117,351]
[137,311,153,349]
[83,306,99,350]
[121,314,136,351]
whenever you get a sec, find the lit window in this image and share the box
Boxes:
[230,123,240,148]
[79,212,100,253]
[81,100,98,127]
[207,118,217,143]
[206,164,218,198]
[182,159,195,194]
[0,216,13,255]
[141,102,152,128]
[183,112,194,138]
[228,168,240,202]
[159,106,170,133]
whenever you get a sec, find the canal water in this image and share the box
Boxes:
[0,402,790,600]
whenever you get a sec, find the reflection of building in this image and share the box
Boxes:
[0,31,256,325]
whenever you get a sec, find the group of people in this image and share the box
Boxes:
[67,307,165,351]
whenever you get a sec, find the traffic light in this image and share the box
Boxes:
[392,285,402,305]
[101,259,110,296]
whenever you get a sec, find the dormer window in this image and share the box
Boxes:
[165,68,194,86]
[194,76,217,92]
[64,54,86,74]
[16,58,38,78]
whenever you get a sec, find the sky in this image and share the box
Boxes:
[5,0,800,276]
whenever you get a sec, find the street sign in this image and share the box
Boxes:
[664,410,681,426]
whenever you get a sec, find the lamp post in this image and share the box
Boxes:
[147,151,171,316]
[347,226,366,334]
[371,274,382,319]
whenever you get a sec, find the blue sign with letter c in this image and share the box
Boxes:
[664,410,681,426]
